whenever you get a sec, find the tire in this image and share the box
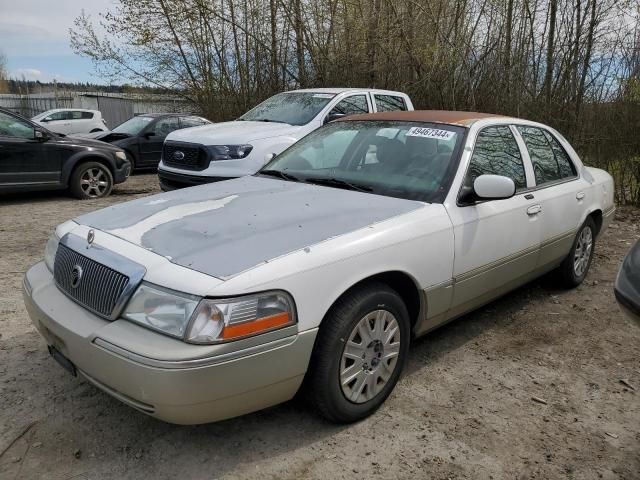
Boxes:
[306,282,411,423]
[69,161,114,199]
[557,216,596,288]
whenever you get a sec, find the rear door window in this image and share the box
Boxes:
[517,126,576,185]
[80,111,94,119]
[329,95,369,116]
[374,95,407,112]
[466,126,527,191]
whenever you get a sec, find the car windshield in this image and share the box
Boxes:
[239,92,335,126]
[259,121,465,202]
[112,116,154,134]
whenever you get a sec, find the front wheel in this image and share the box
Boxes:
[557,216,596,287]
[69,162,114,199]
[306,283,410,423]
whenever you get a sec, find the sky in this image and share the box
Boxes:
[0,0,115,83]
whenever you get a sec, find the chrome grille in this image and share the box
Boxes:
[54,243,129,318]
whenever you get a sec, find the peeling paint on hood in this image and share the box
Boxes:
[75,176,425,279]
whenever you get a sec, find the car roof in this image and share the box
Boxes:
[340,110,511,127]
[285,88,407,95]
[135,112,187,118]
[39,108,99,114]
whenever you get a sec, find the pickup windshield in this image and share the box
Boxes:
[239,92,335,126]
[258,121,465,202]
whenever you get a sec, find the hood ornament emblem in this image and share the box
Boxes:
[173,150,185,161]
[87,229,95,246]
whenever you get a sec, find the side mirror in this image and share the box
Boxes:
[34,129,48,142]
[324,112,346,125]
[41,117,52,123]
[473,174,516,200]
[264,152,276,163]
[143,131,156,139]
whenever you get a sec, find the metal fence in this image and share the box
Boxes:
[0,92,193,128]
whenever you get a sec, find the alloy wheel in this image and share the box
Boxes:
[340,309,402,404]
[80,167,110,198]
[573,226,593,277]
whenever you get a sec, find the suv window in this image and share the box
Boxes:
[517,126,576,185]
[0,111,35,139]
[80,111,94,119]
[152,117,181,137]
[180,116,208,128]
[329,95,369,116]
[374,95,407,112]
[466,126,526,191]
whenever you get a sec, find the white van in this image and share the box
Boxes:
[158,88,413,190]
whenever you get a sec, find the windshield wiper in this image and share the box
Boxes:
[306,177,373,192]
[259,169,301,181]
[255,118,289,124]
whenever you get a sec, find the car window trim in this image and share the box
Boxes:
[456,123,528,206]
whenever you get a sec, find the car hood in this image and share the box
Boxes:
[75,176,425,279]
[52,134,122,151]
[167,120,303,144]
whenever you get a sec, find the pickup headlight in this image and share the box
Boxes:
[186,291,296,344]
[115,151,127,161]
[207,145,253,161]
[123,283,200,338]
[44,232,60,272]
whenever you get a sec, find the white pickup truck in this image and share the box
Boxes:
[157,88,413,190]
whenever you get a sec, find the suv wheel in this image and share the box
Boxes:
[307,283,410,423]
[70,162,113,199]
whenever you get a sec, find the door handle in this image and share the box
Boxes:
[527,204,542,216]
[576,191,585,200]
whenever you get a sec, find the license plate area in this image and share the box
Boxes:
[48,345,77,377]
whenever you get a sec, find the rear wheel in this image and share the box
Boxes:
[557,216,596,287]
[307,283,410,423]
[70,162,113,199]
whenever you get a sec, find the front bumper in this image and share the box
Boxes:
[158,169,232,191]
[23,261,316,424]
[113,160,131,184]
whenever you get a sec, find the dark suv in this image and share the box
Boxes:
[0,108,130,199]
[82,113,211,171]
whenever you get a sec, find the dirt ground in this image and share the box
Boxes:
[0,174,638,480]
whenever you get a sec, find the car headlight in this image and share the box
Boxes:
[122,283,201,338]
[115,151,127,161]
[186,291,296,344]
[207,145,253,161]
[44,232,60,272]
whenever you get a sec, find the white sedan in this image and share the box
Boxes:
[23,111,615,424]
[32,109,108,135]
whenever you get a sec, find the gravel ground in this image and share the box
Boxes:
[0,174,639,480]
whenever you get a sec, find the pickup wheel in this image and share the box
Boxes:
[557,216,596,288]
[69,161,113,199]
[307,283,410,423]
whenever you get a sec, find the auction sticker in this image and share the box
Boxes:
[406,127,455,140]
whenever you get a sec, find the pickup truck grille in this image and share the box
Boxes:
[53,244,129,319]
[163,142,209,170]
